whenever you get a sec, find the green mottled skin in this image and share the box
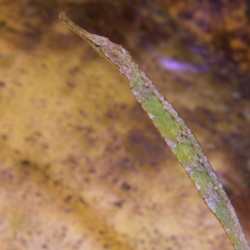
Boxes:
[59,12,250,250]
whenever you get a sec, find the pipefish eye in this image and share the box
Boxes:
[93,44,100,50]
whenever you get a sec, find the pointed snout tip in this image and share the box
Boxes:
[58,11,67,22]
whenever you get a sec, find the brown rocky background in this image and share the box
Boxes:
[0,1,249,249]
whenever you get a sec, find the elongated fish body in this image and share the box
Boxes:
[59,12,250,250]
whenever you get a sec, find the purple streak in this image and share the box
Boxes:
[158,57,208,73]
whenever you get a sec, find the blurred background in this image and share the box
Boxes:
[0,0,249,249]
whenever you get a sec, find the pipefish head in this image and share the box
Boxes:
[59,11,127,67]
